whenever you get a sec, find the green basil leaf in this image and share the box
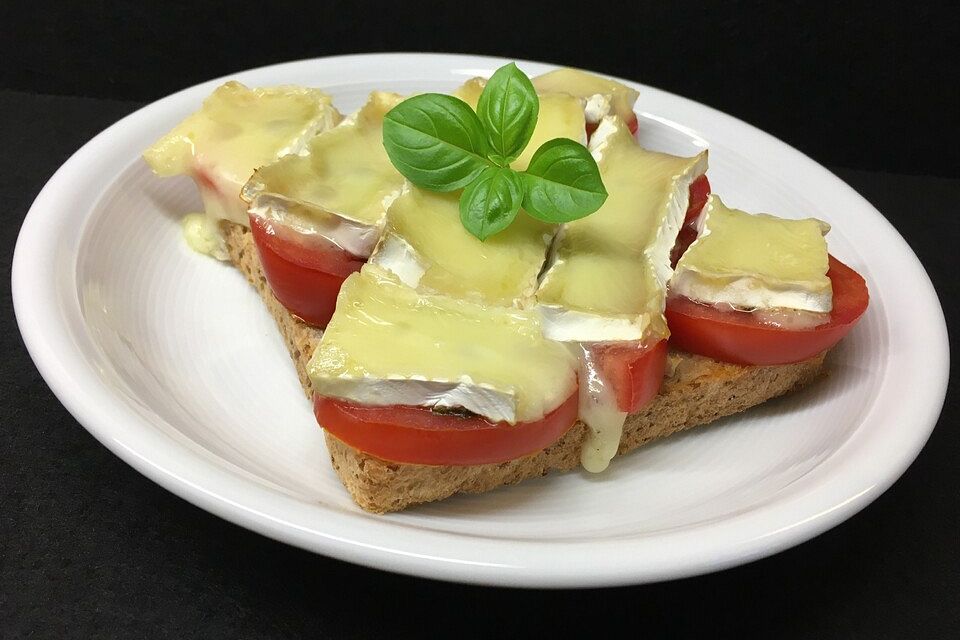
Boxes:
[382,94,493,192]
[520,138,608,223]
[476,63,539,164]
[459,167,524,241]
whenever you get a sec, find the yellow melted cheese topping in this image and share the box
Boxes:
[180,213,228,261]
[143,81,338,225]
[532,68,639,124]
[671,196,833,312]
[371,186,554,306]
[309,265,577,424]
[241,92,407,255]
[536,117,708,340]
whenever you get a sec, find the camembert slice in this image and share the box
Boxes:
[536,116,708,341]
[671,196,833,313]
[143,81,339,226]
[241,92,407,257]
[532,68,639,127]
[308,265,577,424]
[369,185,554,307]
[535,116,707,472]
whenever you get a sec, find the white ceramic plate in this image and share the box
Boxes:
[13,54,948,588]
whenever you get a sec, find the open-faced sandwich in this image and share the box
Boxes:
[143,64,868,513]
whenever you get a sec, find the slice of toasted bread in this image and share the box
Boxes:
[222,221,826,513]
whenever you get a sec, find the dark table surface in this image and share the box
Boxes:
[1,89,957,639]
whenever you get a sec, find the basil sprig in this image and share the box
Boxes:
[382,63,607,240]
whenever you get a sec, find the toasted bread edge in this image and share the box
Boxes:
[222,221,826,513]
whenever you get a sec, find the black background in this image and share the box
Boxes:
[3,0,959,178]
[2,2,958,638]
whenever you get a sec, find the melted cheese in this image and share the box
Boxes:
[536,117,708,341]
[309,265,578,424]
[180,213,228,261]
[513,93,587,169]
[369,185,554,306]
[532,117,706,472]
[574,344,627,473]
[453,77,485,107]
[143,81,339,225]
[671,196,832,313]
[241,91,407,257]
[532,68,639,124]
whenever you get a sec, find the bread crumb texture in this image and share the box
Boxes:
[223,221,826,513]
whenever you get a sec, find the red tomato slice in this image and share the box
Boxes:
[665,256,869,366]
[249,214,365,328]
[591,339,669,413]
[685,175,711,225]
[671,175,711,267]
[314,389,580,466]
[671,226,699,268]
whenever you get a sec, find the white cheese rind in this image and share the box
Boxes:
[583,93,612,124]
[538,305,649,342]
[246,193,383,258]
[671,196,833,313]
[368,232,427,289]
[314,377,517,424]
[669,271,833,313]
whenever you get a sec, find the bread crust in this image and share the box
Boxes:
[222,221,826,513]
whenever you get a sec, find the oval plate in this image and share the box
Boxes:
[12,53,948,588]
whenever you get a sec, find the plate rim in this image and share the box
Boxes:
[12,52,950,588]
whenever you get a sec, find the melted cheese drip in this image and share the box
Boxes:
[370,186,554,306]
[575,344,627,473]
[533,117,706,471]
[143,81,339,225]
[309,265,578,424]
[180,213,228,261]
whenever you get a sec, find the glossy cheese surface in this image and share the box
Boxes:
[532,68,639,124]
[308,265,578,423]
[242,92,406,256]
[453,77,485,107]
[180,213,228,261]
[143,81,339,224]
[370,186,554,306]
[512,93,587,170]
[536,117,708,341]
[671,196,833,312]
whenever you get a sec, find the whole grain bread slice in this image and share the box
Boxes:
[222,221,826,513]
